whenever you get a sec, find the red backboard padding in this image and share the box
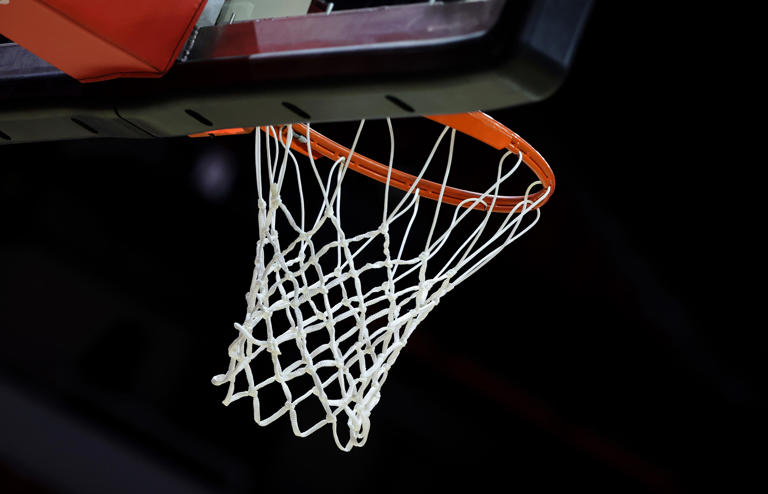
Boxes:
[0,0,206,82]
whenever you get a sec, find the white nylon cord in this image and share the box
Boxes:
[212,120,549,451]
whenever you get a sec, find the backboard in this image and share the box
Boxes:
[0,0,592,145]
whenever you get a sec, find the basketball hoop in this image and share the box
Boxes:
[211,112,554,450]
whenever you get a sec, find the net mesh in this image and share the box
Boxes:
[211,119,549,450]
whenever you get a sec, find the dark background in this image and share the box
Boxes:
[0,2,760,493]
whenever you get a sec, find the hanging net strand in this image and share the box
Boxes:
[212,113,553,451]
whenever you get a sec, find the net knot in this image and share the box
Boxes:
[266,338,280,355]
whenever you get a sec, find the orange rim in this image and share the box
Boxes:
[278,112,554,213]
[189,127,255,138]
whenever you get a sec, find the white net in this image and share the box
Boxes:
[211,119,550,450]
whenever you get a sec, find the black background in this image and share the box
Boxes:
[0,2,760,493]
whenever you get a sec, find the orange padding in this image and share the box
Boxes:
[284,112,555,213]
[0,0,206,83]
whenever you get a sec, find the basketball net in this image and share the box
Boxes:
[211,114,553,450]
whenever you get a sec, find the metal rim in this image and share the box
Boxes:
[282,111,555,213]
